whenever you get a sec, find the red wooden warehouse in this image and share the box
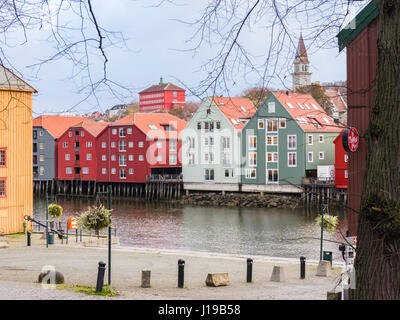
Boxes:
[139,77,186,112]
[337,0,378,235]
[333,130,348,189]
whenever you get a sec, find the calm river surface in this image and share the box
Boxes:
[33,196,348,262]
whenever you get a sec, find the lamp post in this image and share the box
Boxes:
[108,185,112,286]
[320,199,327,260]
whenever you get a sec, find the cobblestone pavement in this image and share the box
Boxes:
[0,234,344,300]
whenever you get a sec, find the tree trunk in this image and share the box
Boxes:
[354,0,400,299]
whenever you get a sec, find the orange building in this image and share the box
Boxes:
[0,65,37,234]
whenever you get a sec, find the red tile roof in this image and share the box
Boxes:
[33,115,95,139]
[115,113,187,139]
[325,89,348,112]
[272,91,342,133]
[139,82,185,94]
[212,97,257,131]
[70,120,109,137]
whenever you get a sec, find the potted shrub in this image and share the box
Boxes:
[78,204,112,236]
[48,204,63,229]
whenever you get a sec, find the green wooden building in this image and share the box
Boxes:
[241,91,342,193]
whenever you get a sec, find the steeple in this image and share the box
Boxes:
[292,32,311,91]
[159,76,164,84]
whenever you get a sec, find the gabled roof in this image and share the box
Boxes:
[211,97,257,131]
[115,113,187,139]
[294,33,309,64]
[139,82,185,94]
[325,89,348,112]
[333,130,344,144]
[0,64,37,93]
[33,115,94,139]
[69,120,109,137]
[272,91,341,133]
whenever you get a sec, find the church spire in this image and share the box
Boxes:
[292,32,311,91]
[295,33,309,64]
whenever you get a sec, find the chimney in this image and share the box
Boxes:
[286,90,290,97]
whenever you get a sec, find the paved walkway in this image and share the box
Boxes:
[0,234,344,300]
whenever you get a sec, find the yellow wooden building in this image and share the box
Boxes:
[0,64,37,234]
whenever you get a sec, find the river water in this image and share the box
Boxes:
[33,196,348,262]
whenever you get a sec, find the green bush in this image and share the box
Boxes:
[48,204,63,219]
[315,214,338,234]
[78,204,111,233]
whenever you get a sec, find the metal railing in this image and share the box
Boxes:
[146,174,183,181]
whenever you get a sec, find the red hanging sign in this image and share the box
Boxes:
[342,127,359,152]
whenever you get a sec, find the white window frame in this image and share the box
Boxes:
[319,135,324,143]
[112,129,117,135]
[279,118,286,129]
[267,169,279,184]
[344,154,348,163]
[139,155,144,161]
[65,154,70,161]
[287,135,297,150]
[169,140,177,152]
[138,141,144,148]
[245,168,257,179]
[86,153,92,161]
[319,152,324,160]
[258,119,264,130]
[111,168,116,175]
[66,167,72,174]
[266,119,278,133]
[288,152,297,167]
[129,168,134,175]
[102,168,107,174]
[249,152,257,167]
[267,135,278,146]
[82,167,89,175]
[102,142,106,148]
[129,155,134,161]
[266,152,278,163]
[308,135,313,145]
[127,128,132,134]
[102,155,106,161]
[169,153,177,165]
[268,102,275,113]
[120,168,126,179]
[308,152,313,163]
[119,128,126,137]
[204,169,215,181]
[248,135,257,150]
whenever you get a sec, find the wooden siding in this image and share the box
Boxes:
[346,18,378,235]
[0,90,33,234]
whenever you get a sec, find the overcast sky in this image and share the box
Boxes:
[3,0,367,116]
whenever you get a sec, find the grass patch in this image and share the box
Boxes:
[7,233,26,238]
[56,284,119,297]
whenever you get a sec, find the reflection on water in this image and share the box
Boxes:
[33,196,347,261]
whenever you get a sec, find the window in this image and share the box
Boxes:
[304,103,311,110]
[39,130,44,137]
[204,122,210,132]
[102,142,106,148]
[345,170,348,178]
[80,131,84,137]
[40,166,45,176]
[288,135,297,150]
[129,168,134,175]
[223,153,231,166]
[297,102,305,110]
[222,137,230,149]
[169,154,177,165]
[148,124,157,130]
[86,142,92,148]
[111,142,116,148]
[111,168,116,175]
[267,135,278,145]
[249,152,257,167]
[311,103,319,110]
[119,128,126,137]
[188,137,195,149]
[139,155,144,161]
[319,152,324,160]
[82,167,89,174]
[129,155,134,161]
[224,168,233,178]
[204,169,214,181]
[127,128,132,134]
[345,154,348,163]
[308,152,313,162]
[286,102,294,109]
[197,122,201,130]
[204,137,209,146]
[66,167,72,174]
[249,136,257,150]
[288,152,297,167]
[39,154,45,162]
[268,102,275,113]
[188,153,195,165]
[119,140,127,152]
[267,152,278,163]
[87,153,92,160]
[0,179,6,197]
[39,143,44,150]
[111,155,116,161]
[266,119,278,132]
[216,122,221,129]
[102,155,106,161]
[319,135,324,143]
[258,119,264,129]
[33,130,37,139]
[112,129,117,135]
[102,168,107,174]
[246,169,256,179]
[279,118,286,129]
[169,140,177,152]
[267,170,279,184]
[119,155,127,166]
[129,141,134,148]
[33,143,37,152]
[0,150,5,167]
[308,135,313,145]
[139,141,144,148]
[120,169,126,179]
[231,118,239,126]
[33,155,37,164]
[65,154,70,161]
[68,131,72,137]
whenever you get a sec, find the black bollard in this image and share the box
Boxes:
[27,231,31,247]
[96,261,106,293]
[300,256,306,279]
[178,259,185,288]
[247,258,253,283]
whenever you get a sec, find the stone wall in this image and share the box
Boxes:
[174,192,302,209]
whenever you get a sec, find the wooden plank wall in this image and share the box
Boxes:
[0,89,33,234]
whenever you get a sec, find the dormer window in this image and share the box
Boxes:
[240,106,247,113]
[148,124,157,130]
